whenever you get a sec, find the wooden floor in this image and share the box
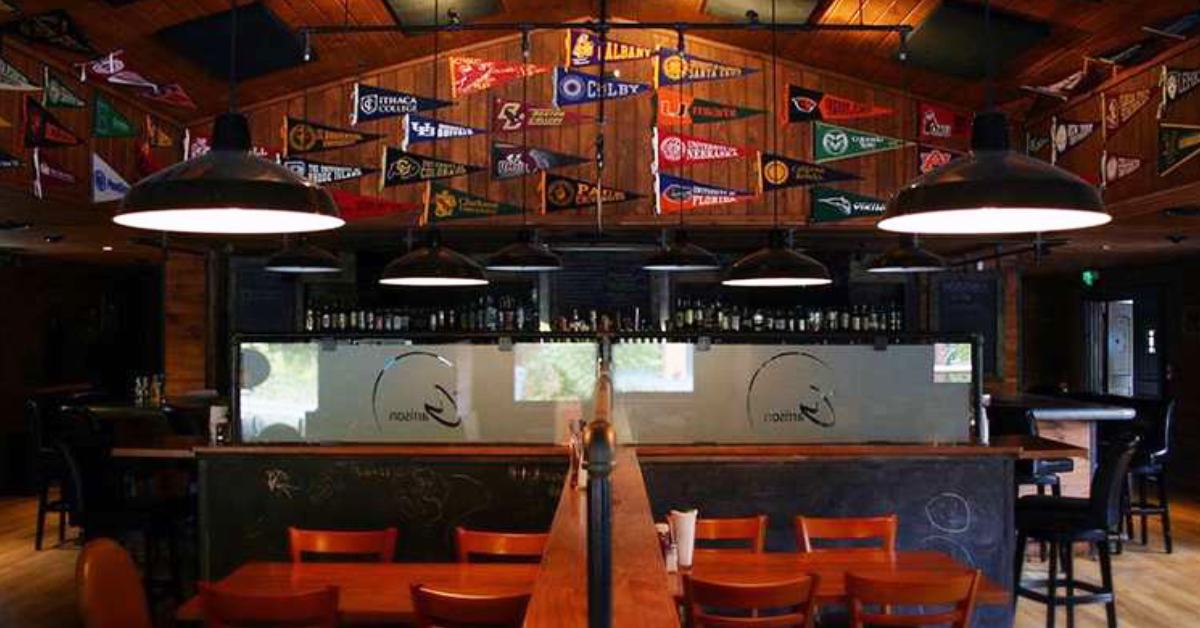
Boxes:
[1,494,1198,627]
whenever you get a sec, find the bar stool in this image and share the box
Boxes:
[27,399,70,550]
[990,406,1075,498]
[1015,433,1140,628]
[1124,399,1174,553]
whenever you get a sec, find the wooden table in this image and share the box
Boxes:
[111,436,206,460]
[990,435,1089,460]
[175,562,539,624]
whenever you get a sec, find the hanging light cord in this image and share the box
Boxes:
[984,0,995,112]
[594,0,608,232]
[520,29,530,227]
[770,0,779,229]
[677,27,686,231]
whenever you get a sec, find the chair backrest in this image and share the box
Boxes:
[1091,432,1141,528]
[794,515,898,553]
[455,527,548,563]
[694,515,768,552]
[847,570,980,628]
[684,574,819,628]
[200,583,339,628]
[76,538,152,628]
[287,527,398,563]
[410,583,531,628]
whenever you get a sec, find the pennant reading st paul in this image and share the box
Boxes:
[282,157,377,186]
[654,92,762,126]
[426,184,521,224]
[553,68,648,108]
[492,99,591,133]
[1158,123,1200,176]
[449,57,548,98]
[284,117,383,155]
[653,128,751,169]
[1158,67,1200,119]
[1102,88,1152,136]
[350,83,451,125]
[564,30,654,67]
[402,115,484,150]
[23,97,80,147]
[809,187,886,224]
[542,173,642,212]
[655,173,754,214]
[813,122,909,163]
[491,142,589,180]
[786,85,891,123]
[380,147,481,188]
[758,153,860,193]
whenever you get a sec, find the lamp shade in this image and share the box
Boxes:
[379,231,488,287]
[722,230,831,287]
[878,112,1108,235]
[264,242,342,274]
[114,113,342,234]
[486,230,562,272]
[642,231,721,272]
[867,243,946,273]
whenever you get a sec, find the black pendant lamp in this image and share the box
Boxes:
[380,231,488,287]
[264,238,342,274]
[867,237,946,274]
[723,229,831,287]
[643,230,721,272]
[487,230,562,272]
[114,2,340,235]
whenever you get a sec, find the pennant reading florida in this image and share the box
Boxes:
[1102,88,1152,136]
[654,92,762,126]
[379,147,481,188]
[917,102,971,142]
[492,99,591,133]
[813,122,909,163]
[43,69,84,108]
[284,117,383,155]
[809,186,886,224]
[426,183,521,224]
[1101,152,1143,189]
[282,157,377,186]
[491,142,589,180]
[785,85,891,123]
[402,115,484,150]
[24,97,80,147]
[653,128,751,169]
[1158,124,1200,176]
[0,57,41,91]
[564,30,654,67]
[553,68,649,108]
[1050,117,1096,164]
[94,94,135,138]
[758,152,859,192]
[4,10,96,56]
[91,153,131,203]
[918,146,961,174]
[449,57,548,98]
[350,83,451,125]
[1158,67,1200,120]
[654,173,754,214]
[654,48,757,89]
[542,173,642,212]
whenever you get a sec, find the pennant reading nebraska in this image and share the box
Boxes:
[379,147,481,188]
[758,153,860,192]
[284,117,383,155]
[491,142,589,180]
[809,187,886,224]
[449,57,548,98]
[653,128,751,169]
[1102,88,1152,136]
[654,92,762,126]
[813,122,909,163]
[492,99,591,133]
[350,83,451,125]
[542,173,642,212]
[426,183,522,224]
[1157,123,1200,176]
[402,115,484,150]
[553,68,649,107]
[1158,67,1200,120]
[23,97,80,147]
[1050,117,1097,164]
[786,85,891,123]
[1101,152,1143,188]
[564,30,654,67]
[654,172,754,214]
[282,157,377,186]
[654,48,757,88]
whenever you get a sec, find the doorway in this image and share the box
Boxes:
[1084,291,1163,398]
[1105,300,1134,397]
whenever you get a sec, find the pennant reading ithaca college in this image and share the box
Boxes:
[1102,88,1152,137]
[94,94,135,138]
[401,115,484,150]
[1158,123,1200,176]
[785,85,891,123]
[284,117,383,156]
[449,57,548,98]
[564,30,654,67]
[91,153,131,203]
[541,173,642,212]
[350,83,451,125]
[43,68,84,108]
[917,102,971,142]
[425,183,521,224]
[654,92,762,126]
[492,99,591,133]
[141,83,196,109]
[1050,117,1097,164]
[1101,152,1143,189]
[4,11,96,56]
[758,152,859,193]
[809,186,886,224]
[553,68,649,108]
[918,146,961,175]
[491,142,589,180]
[1158,67,1200,119]
[654,48,757,89]
[0,57,41,91]
[654,173,754,214]
[379,147,481,188]
[24,97,80,147]
[652,128,751,169]
[813,122,909,163]
[282,157,377,186]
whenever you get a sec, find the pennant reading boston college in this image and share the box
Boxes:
[449,57,548,98]
[553,68,649,108]
[809,187,886,224]
[94,94,135,138]
[1158,67,1200,119]
[917,102,971,142]
[491,142,589,180]
[282,157,376,186]
[425,183,521,224]
[1100,152,1143,189]
[402,115,484,150]
[0,57,41,91]
[758,152,859,193]
[43,68,84,108]
[654,92,762,126]
[24,97,80,147]
[564,30,654,68]
[785,85,891,123]
[350,83,451,125]
[91,153,131,203]
[653,128,751,169]
[284,117,383,156]
[379,147,481,188]
[654,172,754,214]
[654,48,757,89]
[918,146,961,175]
[541,173,642,212]
[1102,88,1152,137]
[1050,117,1096,164]
[1157,123,1200,176]
[492,99,591,133]
[4,11,96,56]
[813,122,909,163]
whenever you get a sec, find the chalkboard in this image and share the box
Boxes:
[198,453,566,579]
[231,257,297,333]
[935,274,1000,376]
[553,252,651,316]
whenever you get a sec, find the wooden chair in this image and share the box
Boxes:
[794,515,898,553]
[683,574,819,628]
[76,538,152,628]
[410,583,531,628]
[199,582,339,628]
[695,515,768,552]
[287,526,398,563]
[454,527,549,563]
[846,570,981,628]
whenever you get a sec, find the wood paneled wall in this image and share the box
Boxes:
[164,251,208,397]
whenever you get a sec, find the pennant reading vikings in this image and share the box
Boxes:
[285,117,383,155]
[426,183,522,224]
[654,92,762,126]
[23,97,80,147]
[329,189,421,222]
[91,153,131,203]
[1050,117,1097,164]
[491,142,589,180]
[809,186,886,224]
[282,157,377,186]
[564,30,654,67]
[449,57,548,98]
[1102,88,1152,136]
[1158,67,1200,119]
[553,68,648,108]
[0,57,41,91]
[1157,123,1200,175]
[654,172,754,214]
[1101,152,1143,188]
[654,48,757,88]
[350,83,451,125]
[1143,9,1200,40]
[785,85,891,123]
[492,99,591,133]
[541,173,642,211]
[402,115,484,150]
[653,128,750,169]
[917,102,971,142]
[145,115,173,148]
[0,149,20,169]
[43,68,84,108]
[4,11,96,56]
[379,147,481,188]
[758,152,859,192]
[94,94,135,138]
[813,122,909,163]
[141,83,196,109]
[918,146,960,174]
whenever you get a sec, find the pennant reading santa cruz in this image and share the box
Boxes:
[402,115,484,150]
[1050,117,1096,164]
[491,142,589,180]
[1158,67,1200,119]
[541,173,642,212]
[425,183,521,224]
[809,187,886,224]
[786,85,891,123]
[284,117,382,155]
[553,68,648,107]
[350,83,451,125]
[653,128,751,169]
[282,157,376,186]
[654,92,762,126]
[654,173,754,214]
[1102,88,1152,137]
[564,30,654,67]
[654,48,757,88]
[380,147,481,188]
[758,153,859,192]
[813,122,909,163]
[492,99,591,133]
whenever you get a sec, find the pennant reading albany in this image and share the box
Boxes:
[284,117,383,155]
[564,30,654,67]
[542,173,642,212]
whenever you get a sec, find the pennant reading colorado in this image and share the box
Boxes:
[553,68,648,107]
[1102,88,1152,136]
[449,57,548,98]
[564,30,654,67]
[654,92,762,126]
[1158,67,1200,119]
[402,115,484,150]
[813,122,909,163]
[758,153,859,192]
[809,187,886,224]
[786,85,891,123]
[654,48,757,88]
[1158,123,1200,176]
[655,173,754,214]
[0,57,40,91]
[1101,152,1143,188]
[43,69,84,108]
[917,102,971,142]
[918,146,960,174]
[380,147,481,188]
[653,128,750,169]
[284,117,382,155]
[23,97,80,147]
[350,83,450,125]
[492,99,591,133]
[282,157,376,185]
[491,142,589,180]
[542,173,642,211]
[1050,117,1096,164]
[426,183,521,224]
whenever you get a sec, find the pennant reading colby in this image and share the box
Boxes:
[541,173,642,211]
[284,117,382,155]
[809,186,886,224]
[4,11,96,56]
[141,83,196,109]
[24,97,80,147]
[91,153,131,203]
[654,48,757,88]
[918,146,961,174]
[350,83,451,125]
[145,115,173,148]
[491,142,589,180]
[917,102,971,142]
[492,99,591,133]
[426,183,521,224]
[449,57,548,98]
[553,68,648,107]
[1158,123,1200,175]
[653,128,751,169]
[402,115,484,150]
[43,69,84,108]
[379,147,481,188]
[1102,88,1152,136]
[758,152,859,192]
[94,94,135,138]
[1101,152,1143,188]
[654,173,754,214]
[564,30,654,67]
[1050,117,1097,164]
[282,157,377,185]
[813,122,909,163]
[785,85,891,123]
[1158,67,1200,119]
[655,92,762,126]
[329,189,421,222]
[0,57,41,91]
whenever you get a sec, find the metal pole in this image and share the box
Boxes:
[301,21,913,36]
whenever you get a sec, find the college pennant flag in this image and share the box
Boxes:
[491,141,589,180]
[350,83,451,125]
[91,153,131,203]
[379,147,481,188]
[492,98,591,133]
[282,156,377,186]
[809,186,886,224]
[654,92,762,126]
[564,29,655,67]
[652,128,751,169]
[918,146,962,174]
[0,57,41,91]
[785,85,891,123]
[94,94,135,138]
[813,122,910,163]
[1158,67,1200,119]
[917,102,971,142]
[1021,62,1111,101]
[4,11,96,56]
[135,140,163,179]
[654,172,755,214]
[107,69,157,91]
[654,48,757,89]
[142,83,196,109]
[284,117,383,155]
[74,50,125,82]
[553,68,649,108]
[1050,117,1097,164]
[184,132,280,161]
[541,173,642,212]
[401,114,484,150]
[144,115,173,148]
[31,149,76,199]
[23,97,80,147]
[0,149,20,169]
[1143,10,1200,41]
[1026,130,1051,158]
[1102,88,1152,136]
[449,57,548,98]
[329,189,421,222]
[425,183,522,224]
[1088,39,1159,68]
[43,68,84,108]
[1100,151,1143,189]
[1158,123,1200,175]
[757,152,859,193]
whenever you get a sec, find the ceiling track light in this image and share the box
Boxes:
[379,230,488,287]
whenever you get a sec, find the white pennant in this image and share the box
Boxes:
[91,153,131,203]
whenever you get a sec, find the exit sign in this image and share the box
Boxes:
[1081,269,1100,287]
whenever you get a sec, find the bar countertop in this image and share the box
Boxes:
[987,393,1136,421]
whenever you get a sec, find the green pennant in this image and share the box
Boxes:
[93,94,134,138]
[1158,123,1200,176]
[813,122,910,163]
[426,183,522,224]
[43,68,84,108]
[809,186,887,223]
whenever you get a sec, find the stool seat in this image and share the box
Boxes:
[1035,458,1075,476]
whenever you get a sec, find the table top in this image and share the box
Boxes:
[991,435,1089,460]
[987,394,1135,421]
[110,436,206,460]
[84,403,168,421]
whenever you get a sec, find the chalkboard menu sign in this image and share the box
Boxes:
[934,274,999,376]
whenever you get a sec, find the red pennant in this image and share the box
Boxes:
[654,128,752,168]
[817,94,892,121]
[449,57,548,98]
[23,97,81,147]
[917,102,972,142]
[135,139,163,179]
[329,189,421,222]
